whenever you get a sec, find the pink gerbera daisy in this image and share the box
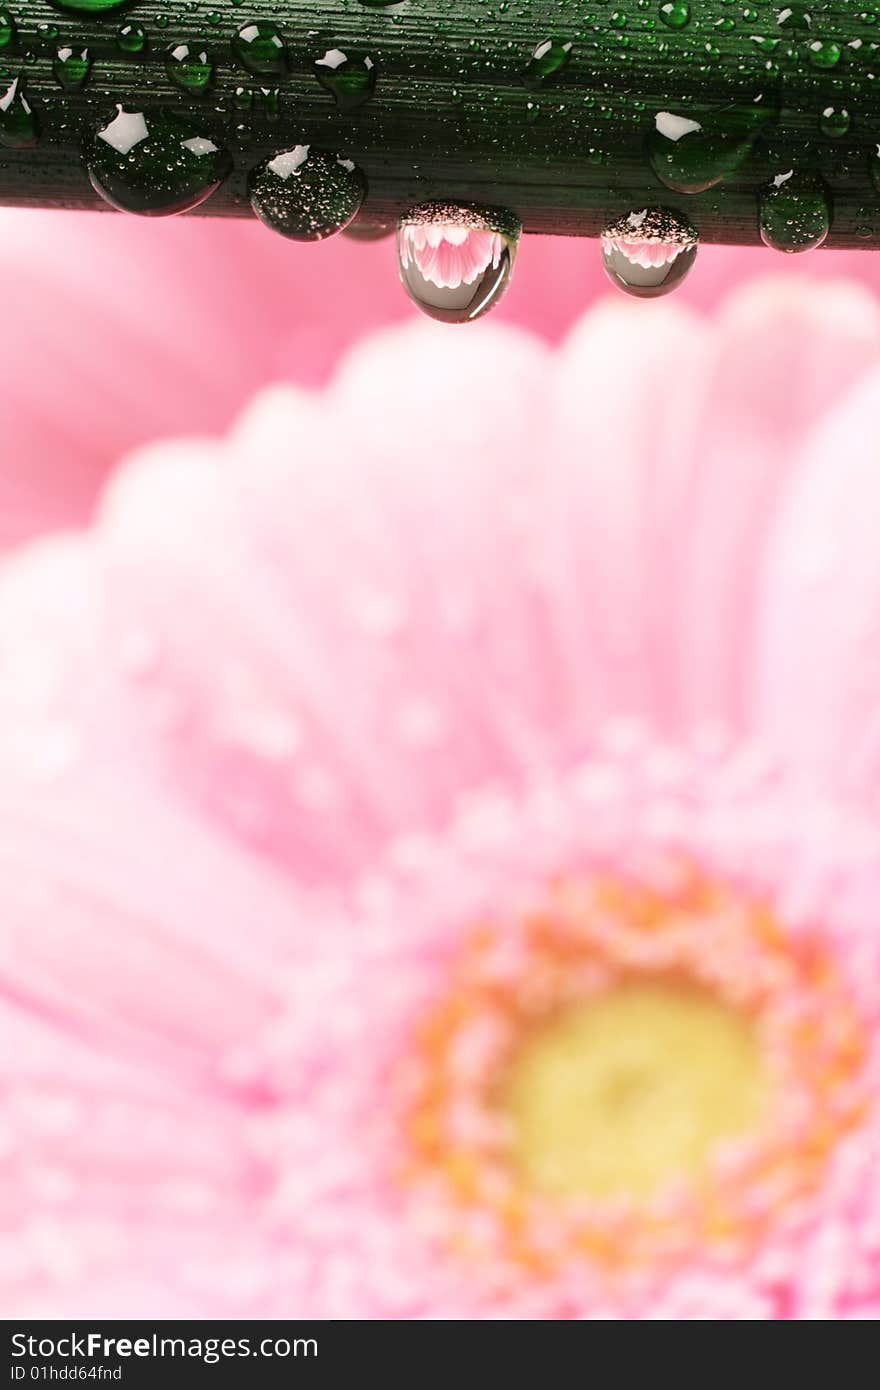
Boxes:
[1,276,880,1318]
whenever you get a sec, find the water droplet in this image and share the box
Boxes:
[49,0,133,11]
[819,105,850,137]
[85,106,231,216]
[248,145,367,241]
[870,144,880,193]
[117,22,146,55]
[257,86,281,121]
[166,41,214,94]
[759,169,831,252]
[313,49,376,112]
[776,5,811,28]
[343,219,394,241]
[358,0,404,6]
[807,38,841,68]
[0,9,15,50]
[53,45,91,91]
[659,1,690,28]
[522,39,573,88]
[232,22,288,77]
[647,103,770,193]
[600,207,697,298]
[0,75,38,148]
[397,202,521,324]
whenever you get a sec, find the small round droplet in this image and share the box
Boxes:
[776,5,811,28]
[659,1,690,28]
[248,146,367,241]
[117,22,146,54]
[522,39,573,88]
[647,104,770,193]
[0,8,16,49]
[397,202,521,324]
[807,38,841,68]
[232,22,288,78]
[50,0,132,11]
[258,87,281,121]
[0,75,38,148]
[166,41,214,94]
[313,49,376,112]
[819,105,850,137]
[759,170,831,252]
[343,219,394,242]
[600,207,697,298]
[53,45,91,91]
[86,106,231,216]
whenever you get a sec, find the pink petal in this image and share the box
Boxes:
[754,361,880,802]
[675,278,880,732]
[1,277,878,891]
[0,761,297,1083]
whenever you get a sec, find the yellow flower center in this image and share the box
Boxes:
[398,868,869,1276]
[503,982,767,1200]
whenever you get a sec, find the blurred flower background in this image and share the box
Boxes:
[1,209,880,1318]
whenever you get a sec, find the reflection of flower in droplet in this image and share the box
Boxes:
[2,279,880,1317]
[602,233,686,270]
[601,207,695,268]
[399,223,504,290]
[600,208,698,298]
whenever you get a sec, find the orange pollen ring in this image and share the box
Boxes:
[394,869,869,1275]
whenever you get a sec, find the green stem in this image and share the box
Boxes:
[0,0,878,245]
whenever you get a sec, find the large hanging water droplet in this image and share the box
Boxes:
[232,22,288,77]
[248,145,367,240]
[397,202,521,324]
[313,49,376,112]
[166,41,214,94]
[600,208,697,298]
[522,39,573,88]
[85,106,232,216]
[759,170,831,251]
[647,103,770,193]
[53,45,91,91]
[0,76,38,148]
